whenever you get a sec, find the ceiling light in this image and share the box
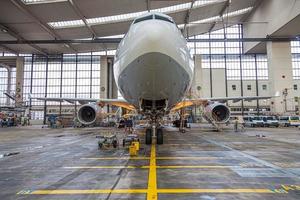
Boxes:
[48,0,224,28]
[22,0,67,5]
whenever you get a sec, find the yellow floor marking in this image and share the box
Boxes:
[22,189,147,195]
[156,165,230,169]
[157,188,275,194]
[156,157,218,160]
[81,157,149,160]
[64,166,149,169]
[147,143,157,200]
[64,165,231,169]
[17,188,277,195]
[81,156,218,160]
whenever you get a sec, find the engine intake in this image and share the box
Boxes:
[204,103,230,123]
[77,103,100,125]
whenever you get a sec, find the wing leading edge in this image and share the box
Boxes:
[171,95,278,112]
[29,96,136,111]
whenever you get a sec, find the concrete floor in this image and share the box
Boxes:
[0,125,300,200]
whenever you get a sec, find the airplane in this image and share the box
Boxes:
[31,12,276,145]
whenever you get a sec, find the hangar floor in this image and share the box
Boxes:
[0,125,300,200]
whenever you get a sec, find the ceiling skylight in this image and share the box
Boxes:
[179,7,253,29]
[87,11,147,26]
[22,0,67,4]
[48,19,85,29]
[48,0,226,29]
[99,34,125,39]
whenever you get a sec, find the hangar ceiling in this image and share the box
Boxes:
[0,0,262,54]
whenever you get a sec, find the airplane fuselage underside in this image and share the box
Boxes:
[117,52,191,117]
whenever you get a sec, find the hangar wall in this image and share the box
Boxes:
[1,26,300,119]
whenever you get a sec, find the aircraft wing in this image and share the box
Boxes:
[203,95,274,103]
[30,95,136,111]
[171,94,279,112]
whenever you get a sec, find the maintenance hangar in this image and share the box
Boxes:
[0,1,300,200]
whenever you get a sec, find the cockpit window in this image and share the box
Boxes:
[154,15,174,24]
[133,15,153,24]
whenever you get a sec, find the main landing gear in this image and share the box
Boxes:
[145,127,163,145]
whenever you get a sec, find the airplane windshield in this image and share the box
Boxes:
[154,15,174,24]
[133,15,153,24]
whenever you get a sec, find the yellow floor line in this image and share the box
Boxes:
[17,188,278,195]
[156,165,230,169]
[64,166,149,169]
[81,157,150,160]
[147,143,157,200]
[157,188,276,194]
[64,165,232,169]
[156,157,218,160]
[81,156,219,160]
[18,189,147,195]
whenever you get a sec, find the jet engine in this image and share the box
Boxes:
[203,102,230,123]
[77,103,101,125]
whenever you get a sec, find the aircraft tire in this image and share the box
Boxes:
[145,128,152,145]
[156,128,163,145]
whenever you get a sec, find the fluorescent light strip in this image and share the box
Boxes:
[99,34,125,39]
[48,19,85,29]
[22,0,67,4]
[178,7,253,29]
[87,0,224,26]
[48,0,224,29]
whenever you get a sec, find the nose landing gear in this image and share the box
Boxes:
[145,126,164,145]
[156,128,163,144]
[145,128,152,145]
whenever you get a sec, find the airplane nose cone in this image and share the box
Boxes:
[147,28,161,42]
[142,22,167,44]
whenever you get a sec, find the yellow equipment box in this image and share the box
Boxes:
[129,145,137,156]
[132,141,140,151]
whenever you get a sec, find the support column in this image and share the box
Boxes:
[6,67,11,105]
[109,58,118,99]
[267,42,294,114]
[108,57,118,113]
[100,56,109,112]
[100,56,108,99]
[15,57,24,107]
[191,55,203,98]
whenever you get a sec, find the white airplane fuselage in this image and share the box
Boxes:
[114,13,194,115]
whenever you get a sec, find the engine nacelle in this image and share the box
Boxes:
[77,103,101,125]
[203,102,230,123]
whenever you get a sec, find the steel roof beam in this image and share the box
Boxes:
[147,0,151,12]
[0,23,47,55]
[183,0,195,37]
[0,44,18,55]
[208,0,230,32]
[67,0,97,38]
[10,0,77,53]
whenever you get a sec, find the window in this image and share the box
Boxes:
[154,15,174,24]
[262,84,267,90]
[133,15,153,24]
[294,84,298,90]
[232,85,236,90]
[0,68,8,105]
[247,85,251,90]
